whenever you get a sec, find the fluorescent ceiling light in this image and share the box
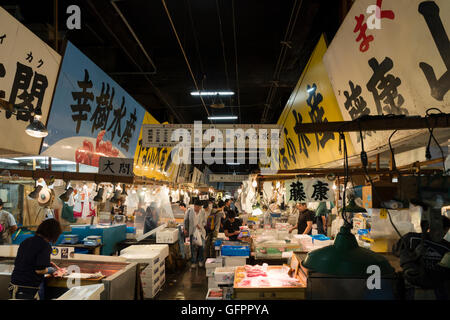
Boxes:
[191,91,234,96]
[0,158,19,164]
[226,163,240,165]
[51,160,76,165]
[208,116,238,120]
[14,156,48,160]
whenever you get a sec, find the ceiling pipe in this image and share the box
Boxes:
[110,0,157,74]
[86,0,184,123]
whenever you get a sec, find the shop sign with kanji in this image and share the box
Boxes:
[285,178,334,203]
[0,7,61,154]
[324,0,450,153]
[98,157,134,177]
[41,41,146,167]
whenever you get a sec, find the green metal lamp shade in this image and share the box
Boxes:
[302,226,394,277]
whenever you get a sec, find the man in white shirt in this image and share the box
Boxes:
[0,199,17,244]
[183,200,206,269]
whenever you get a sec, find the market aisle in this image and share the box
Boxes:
[156,265,208,300]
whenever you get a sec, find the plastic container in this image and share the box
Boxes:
[221,245,250,257]
[61,234,79,244]
[214,267,236,284]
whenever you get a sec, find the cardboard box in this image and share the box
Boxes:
[156,228,179,244]
[362,185,397,209]
[223,256,247,267]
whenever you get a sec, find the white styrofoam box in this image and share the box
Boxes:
[156,228,179,244]
[142,283,160,299]
[121,248,162,268]
[208,277,219,289]
[206,288,223,300]
[147,244,169,260]
[223,256,247,267]
[120,244,169,260]
[277,230,289,240]
[141,263,165,280]
[206,267,215,277]
[120,244,169,265]
[56,284,104,300]
[213,267,236,284]
[206,258,223,269]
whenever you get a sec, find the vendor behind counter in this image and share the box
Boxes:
[223,209,242,241]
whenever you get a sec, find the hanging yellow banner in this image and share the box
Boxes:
[277,34,354,169]
[133,112,179,181]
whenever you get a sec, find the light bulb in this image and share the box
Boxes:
[276,181,280,189]
[252,180,257,188]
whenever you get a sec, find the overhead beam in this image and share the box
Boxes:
[257,168,442,181]
[290,115,450,133]
[0,168,172,186]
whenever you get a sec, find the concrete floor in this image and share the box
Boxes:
[156,265,209,300]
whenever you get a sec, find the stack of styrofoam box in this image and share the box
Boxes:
[156,228,179,244]
[120,244,169,299]
[223,256,247,267]
[205,257,223,289]
[206,257,223,289]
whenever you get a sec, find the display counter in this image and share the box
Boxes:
[46,257,137,300]
[0,253,137,300]
[233,257,307,300]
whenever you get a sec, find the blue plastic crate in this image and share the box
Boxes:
[310,234,331,241]
[126,226,136,234]
[221,245,250,257]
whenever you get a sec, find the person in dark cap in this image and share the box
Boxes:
[223,209,242,241]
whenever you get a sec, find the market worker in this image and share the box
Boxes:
[223,210,242,241]
[0,199,18,244]
[143,202,159,235]
[111,198,125,216]
[9,218,62,300]
[315,202,329,235]
[184,199,206,268]
[289,202,315,235]
[204,200,225,258]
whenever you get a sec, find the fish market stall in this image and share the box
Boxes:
[0,247,137,300]
[45,257,137,300]
[233,255,307,300]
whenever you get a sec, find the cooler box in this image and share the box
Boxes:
[206,257,223,277]
[223,256,247,267]
[156,228,179,244]
[214,266,236,284]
